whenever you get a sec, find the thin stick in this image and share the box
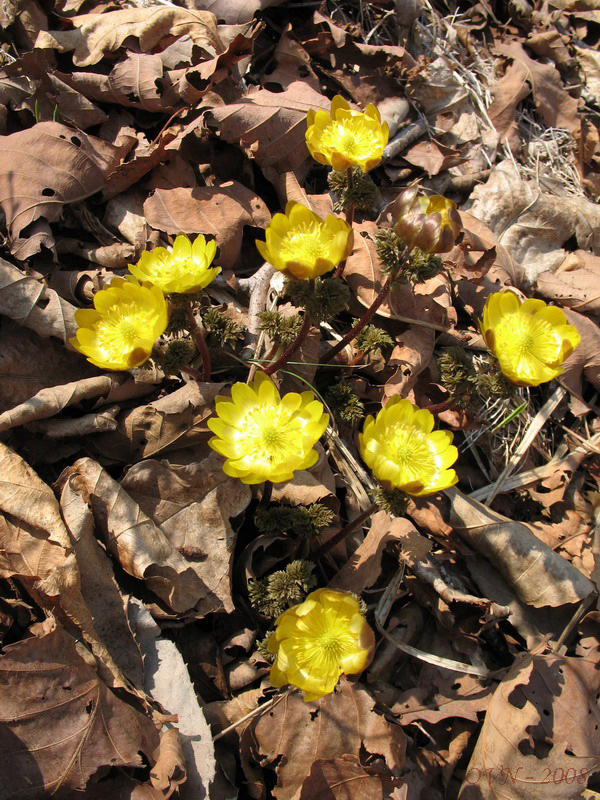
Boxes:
[186,305,211,382]
[180,365,204,383]
[312,502,378,559]
[213,690,290,741]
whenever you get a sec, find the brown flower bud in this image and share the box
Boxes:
[393,190,462,254]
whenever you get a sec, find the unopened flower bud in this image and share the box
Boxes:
[394,190,462,254]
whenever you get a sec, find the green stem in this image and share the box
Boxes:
[186,304,211,382]
[311,502,378,560]
[320,274,393,364]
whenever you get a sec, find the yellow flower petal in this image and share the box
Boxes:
[127,233,220,295]
[207,374,329,485]
[71,277,168,371]
[359,398,459,496]
[269,588,374,701]
[305,95,388,173]
[480,292,580,387]
[255,202,352,280]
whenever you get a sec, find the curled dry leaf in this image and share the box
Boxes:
[488,59,530,152]
[384,327,436,400]
[0,373,127,433]
[0,442,135,689]
[143,181,271,270]
[35,7,221,67]
[0,122,121,258]
[299,755,404,800]
[560,309,600,413]
[446,487,595,608]
[0,256,77,343]
[329,511,431,595]
[122,455,252,616]
[207,81,329,175]
[63,458,209,614]
[459,652,600,799]
[392,673,494,726]
[0,616,159,798]
[536,252,600,316]
[60,476,145,689]
[468,161,600,282]
[93,380,224,463]
[192,0,284,24]
[130,601,216,800]
[246,679,405,800]
[0,320,97,414]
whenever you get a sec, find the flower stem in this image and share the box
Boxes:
[311,502,378,560]
[347,349,367,367]
[423,400,452,414]
[180,364,204,382]
[262,312,312,376]
[334,167,355,279]
[320,275,393,364]
[262,480,273,506]
[186,304,211,382]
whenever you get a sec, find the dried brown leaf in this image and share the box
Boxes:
[93,381,222,463]
[459,653,600,799]
[143,182,270,270]
[0,616,159,798]
[384,327,436,400]
[488,60,530,152]
[60,476,145,689]
[392,673,493,726]
[0,256,78,342]
[62,458,208,614]
[446,487,595,608]
[192,0,284,24]
[208,81,328,175]
[330,511,431,595]
[121,455,251,615]
[246,679,405,800]
[0,373,127,433]
[537,252,600,315]
[468,161,600,282]
[299,755,403,800]
[35,7,221,67]
[495,41,580,136]
[0,122,121,258]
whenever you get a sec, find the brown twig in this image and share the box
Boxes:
[185,305,211,382]
[312,502,378,559]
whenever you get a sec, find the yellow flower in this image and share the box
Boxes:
[394,188,462,254]
[359,397,458,496]
[128,234,221,295]
[481,292,581,387]
[268,588,375,701]
[207,372,329,485]
[256,202,353,281]
[306,95,389,173]
[70,277,168,371]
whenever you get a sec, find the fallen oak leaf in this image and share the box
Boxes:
[143,181,270,270]
[245,679,405,800]
[207,81,329,175]
[299,755,404,800]
[60,457,209,614]
[0,616,159,798]
[0,122,122,259]
[459,652,600,799]
[0,255,78,342]
[34,7,222,67]
[446,487,595,608]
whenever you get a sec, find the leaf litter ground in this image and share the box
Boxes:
[0,0,599,798]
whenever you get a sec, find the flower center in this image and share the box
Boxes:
[494,314,561,367]
[319,118,383,160]
[279,222,333,264]
[94,304,154,361]
[379,424,437,485]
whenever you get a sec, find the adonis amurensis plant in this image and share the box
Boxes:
[67,91,582,707]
